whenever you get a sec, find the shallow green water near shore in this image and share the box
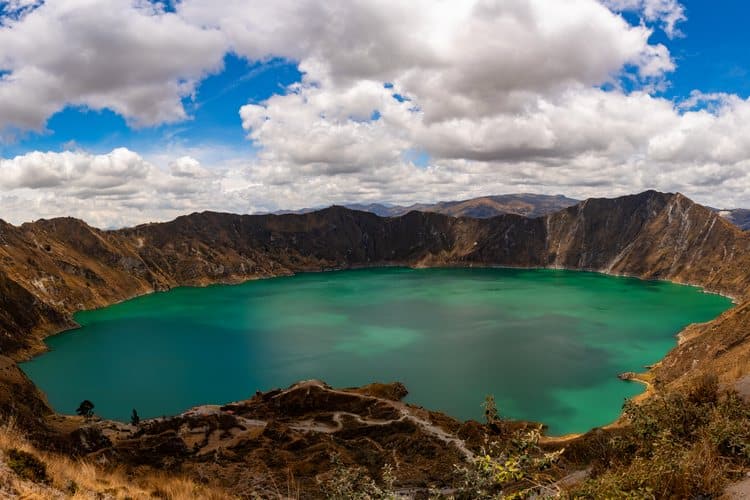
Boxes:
[21,268,732,434]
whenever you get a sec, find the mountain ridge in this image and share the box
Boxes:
[0,190,746,362]
[272,193,580,219]
[274,192,750,232]
[1,189,749,496]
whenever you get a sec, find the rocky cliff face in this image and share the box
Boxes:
[0,190,747,400]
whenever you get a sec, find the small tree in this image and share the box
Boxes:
[130,408,140,427]
[483,394,509,435]
[483,395,500,425]
[76,400,94,419]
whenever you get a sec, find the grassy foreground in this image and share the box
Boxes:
[322,375,750,499]
[0,418,230,499]
[1,375,748,499]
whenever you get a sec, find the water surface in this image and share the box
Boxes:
[21,268,732,434]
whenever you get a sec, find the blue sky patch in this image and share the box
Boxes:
[2,2,749,160]
[0,54,302,158]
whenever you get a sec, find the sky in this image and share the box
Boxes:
[0,0,750,227]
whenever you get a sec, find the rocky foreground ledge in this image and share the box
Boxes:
[65,380,515,496]
[4,373,749,498]
[27,379,595,498]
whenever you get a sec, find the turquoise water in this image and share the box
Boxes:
[20,268,731,435]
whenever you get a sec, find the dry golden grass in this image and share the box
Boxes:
[0,418,232,499]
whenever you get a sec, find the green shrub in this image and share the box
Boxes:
[76,400,95,419]
[131,408,141,427]
[64,479,78,495]
[6,448,49,484]
[569,377,750,499]
[319,454,397,500]
[453,426,563,499]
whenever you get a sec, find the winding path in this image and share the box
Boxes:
[271,380,475,460]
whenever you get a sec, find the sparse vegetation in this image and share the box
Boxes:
[76,399,95,419]
[312,379,750,499]
[319,453,398,500]
[131,408,141,426]
[453,425,564,499]
[0,376,747,499]
[318,399,564,500]
[0,418,232,499]
[6,448,49,484]
[569,374,750,499]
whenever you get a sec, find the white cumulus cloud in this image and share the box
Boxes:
[0,0,226,133]
[2,0,750,226]
[603,0,687,38]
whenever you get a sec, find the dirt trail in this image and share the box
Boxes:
[724,477,750,499]
[272,380,475,460]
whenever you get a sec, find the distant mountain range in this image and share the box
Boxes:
[274,193,580,219]
[274,193,750,231]
[717,209,750,230]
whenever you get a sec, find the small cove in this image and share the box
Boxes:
[21,267,732,435]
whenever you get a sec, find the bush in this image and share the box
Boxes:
[6,448,49,484]
[76,400,95,419]
[569,378,750,499]
[318,453,396,500]
[453,426,563,499]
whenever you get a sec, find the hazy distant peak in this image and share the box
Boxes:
[272,194,580,219]
[717,208,750,230]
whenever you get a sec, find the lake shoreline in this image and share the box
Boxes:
[20,266,731,438]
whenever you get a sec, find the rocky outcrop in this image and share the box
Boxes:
[0,356,51,430]
[85,380,507,497]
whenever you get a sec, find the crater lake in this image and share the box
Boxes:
[21,267,732,435]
